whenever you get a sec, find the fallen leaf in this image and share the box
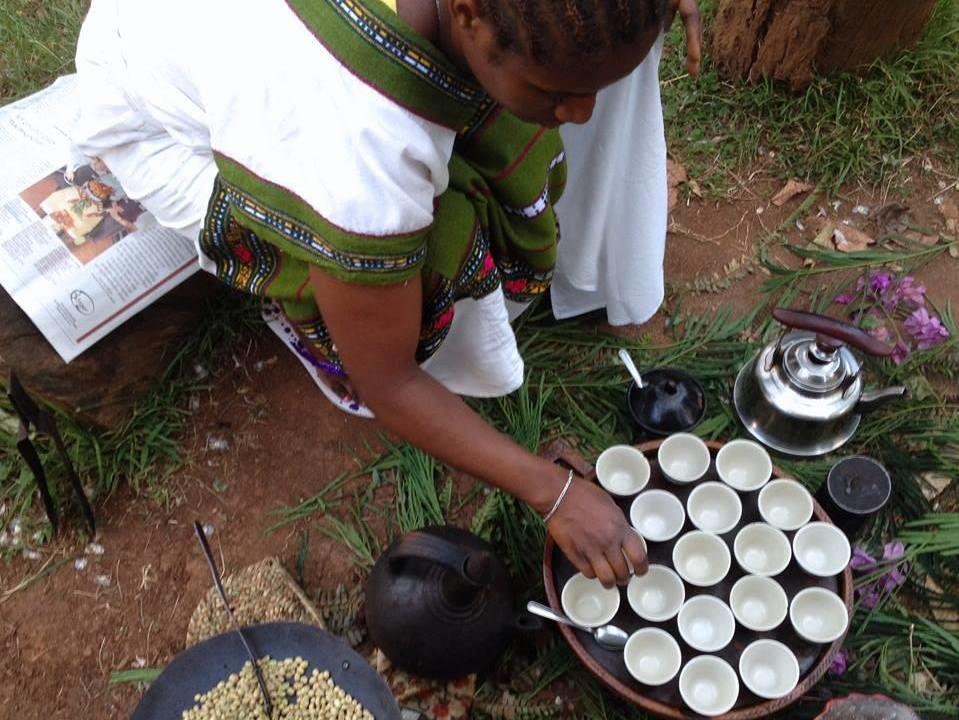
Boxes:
[925,576,959,630]
[870,202,910,237]
[939,196,959,222]
[903,230,941,246]
[833,223,875,252]
[808,217,836,250]
[921,472,952,502]
[771,179,814,207]
[667,159,688,186]
[667,159,688,211]
[950,245,959,259]
[687,179,703,198]
[939,197,959,234]
[912,669,944,695]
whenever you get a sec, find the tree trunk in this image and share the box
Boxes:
[710,0,939,91]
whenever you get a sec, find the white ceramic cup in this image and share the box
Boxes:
[630,490,686,542]
[679,655,740,717]
[673,531,732,587]
[793,522,852,577]
[658,433,712,485]
[561,573,621,628]
[729,575,789,632]
[596,445,651,497]
[678,595,736,653]
[627,564,686,622]
[739,640,801,700]
[734,523,792,577]
[790,587,850,643]
[624,628,683,687]
[759,479,815,531]
[716,439,773,492]
[688,482,743,534]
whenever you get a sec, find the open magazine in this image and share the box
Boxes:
[0,76,199,363]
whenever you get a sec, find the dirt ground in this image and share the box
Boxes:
[2,169,957,719]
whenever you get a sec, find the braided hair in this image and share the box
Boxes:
[480,0,667,63]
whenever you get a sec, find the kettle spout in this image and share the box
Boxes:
[857,385,907,413]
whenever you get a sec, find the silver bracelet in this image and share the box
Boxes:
[542,469,575,524]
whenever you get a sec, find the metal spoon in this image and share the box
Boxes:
[618,348,644,389]
[526,601,629,650]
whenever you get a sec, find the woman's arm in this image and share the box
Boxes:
[310,267,647,587]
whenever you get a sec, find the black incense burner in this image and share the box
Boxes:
[816,456,892,539]
[627,368,707,437]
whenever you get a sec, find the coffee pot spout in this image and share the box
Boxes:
[856,385,907,413]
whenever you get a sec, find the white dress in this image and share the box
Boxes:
[69,0,525,401]
[553,36,667,327]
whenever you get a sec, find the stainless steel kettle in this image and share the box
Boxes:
[734,308,907,457]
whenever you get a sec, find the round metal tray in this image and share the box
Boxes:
[543,440,853,720]
[131,622,401,719]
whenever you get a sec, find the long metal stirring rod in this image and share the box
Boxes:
[193,520,273,717]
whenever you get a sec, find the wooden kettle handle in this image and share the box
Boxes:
[773,307,894,357]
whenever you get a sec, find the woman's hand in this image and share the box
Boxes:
[666,0,703,78]
[309,267,648,589]
[547,478,648,588]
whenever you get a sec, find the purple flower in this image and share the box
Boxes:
[869,324,891,343]
[891,341,912,365]
[869,271,895,296]
[829,649,850,676]
[850,546,878,571]
[835,292,856,305]
[882,541,906,562]
[896,276,926,307]
[880,566,909,593]
[859,583,882,609]
[904,308,950,351]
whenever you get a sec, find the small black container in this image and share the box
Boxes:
[626,367,707,437]
[816,456,892,539]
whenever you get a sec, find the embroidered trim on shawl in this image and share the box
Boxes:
[286,0,493,132]
[199,189,282,296]
[208,153,429,284]
[503,151,567,220]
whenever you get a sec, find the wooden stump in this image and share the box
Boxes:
[0,273,222,429]
[710,0,939,91]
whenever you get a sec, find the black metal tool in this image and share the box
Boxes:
[6,371,95,535]
[192,520,273,717]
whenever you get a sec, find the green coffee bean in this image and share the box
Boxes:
[181,657,375,720]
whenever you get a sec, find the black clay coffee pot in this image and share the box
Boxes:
[366,526,536,680]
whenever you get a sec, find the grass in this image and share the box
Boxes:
[316,470,390,572]
[109,668,163,685]
[265,471,351,534]
[391,442,451,534]
[0,0,87,102]
[0,291,260,548]
[662,0,959,194]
